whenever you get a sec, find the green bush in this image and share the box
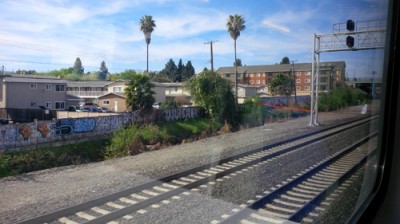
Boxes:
[318,85,366,111]
[240,96,265,127]
[0,139,107,178]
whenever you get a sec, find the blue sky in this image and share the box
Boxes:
[0,0,388,78]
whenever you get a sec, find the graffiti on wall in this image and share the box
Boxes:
[50,118,95,135]
[2,107,202,151]
[19,125,32,140]
[163,107,199,122]
[37,122,49,137]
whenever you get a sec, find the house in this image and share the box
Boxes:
[97,93,127,112]
[237,84,259,104]
[66,80,112,106]
[0,75,67,110]
[216,61,346,96]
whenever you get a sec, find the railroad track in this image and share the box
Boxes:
[18,116,379,224]
[218,133,378,224]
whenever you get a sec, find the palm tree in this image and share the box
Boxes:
[226,14,246,105]
[140,15,156,74]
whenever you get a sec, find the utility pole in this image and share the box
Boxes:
[291,60,298,105]
[204,41,217,71]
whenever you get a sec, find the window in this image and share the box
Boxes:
[30,83,37,89]
[45,102,52,109]
[113,86,122,92]
[55,84,65,92]
[262,73,266,77]
[55,102,65,109]
[1,1,394,224]
[45,84,52,90]
[30,102,37,107]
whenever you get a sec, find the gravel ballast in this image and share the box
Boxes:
[0,106,378,223]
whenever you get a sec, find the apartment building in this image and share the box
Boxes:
[0,75,67,110]
[216,61,346,95]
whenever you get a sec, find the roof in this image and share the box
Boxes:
[98,92,126,99]
[67,81,113,88]
[1,75,68,84]
[216,61,346,74]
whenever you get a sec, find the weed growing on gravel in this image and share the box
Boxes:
[0,139,108,178]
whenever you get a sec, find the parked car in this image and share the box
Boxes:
[97,107,112,113]
[86,107,99,112]
[67,106,89,112]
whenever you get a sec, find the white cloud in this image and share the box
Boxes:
[262,20,290,33]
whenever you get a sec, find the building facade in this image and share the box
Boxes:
[216,61,346,96]
[0,75,67,110]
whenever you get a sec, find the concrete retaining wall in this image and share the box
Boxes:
[0,107,202,152]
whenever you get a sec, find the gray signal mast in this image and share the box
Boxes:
[309,19,386,126]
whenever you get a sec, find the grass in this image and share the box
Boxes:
[0,138,108,178]
[0,117,224,178]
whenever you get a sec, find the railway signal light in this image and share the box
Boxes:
[346,20,355,31]
[346,36,355,48]
[346,20,355,48]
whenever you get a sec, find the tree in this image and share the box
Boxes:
[280,56,290,64]
[268,73,293,105]
[99,61,108,80]
[125,74,155,113]
[161,59,177,81]
[183,60,195,80]
[234,58,242,66]
[73,57,84,75]
[140,15,156,74]
[186,71,236,124]
[227,14,246,105]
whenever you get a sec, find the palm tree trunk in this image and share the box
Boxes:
[146,43,149,74]
[234,39,238,107]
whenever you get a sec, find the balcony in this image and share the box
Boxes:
[67,91,108,98]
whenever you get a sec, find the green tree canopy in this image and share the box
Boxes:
[73,57,84,75]
[140,15,156,45]
[109,69,137,81]
[183,60,195,80]
[268,73,293,96]
[125,74,155,113]
[234,58,242,66]
[280,56,290,64]
[186,71,236,123]
[99,61,108,80]
[160,59,177,81]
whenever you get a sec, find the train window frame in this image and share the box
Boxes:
[351,0,400,222]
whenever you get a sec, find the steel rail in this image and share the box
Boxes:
[220,132,378,223]
[18,116,378,224]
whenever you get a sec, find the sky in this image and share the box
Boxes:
[0,0,389,78]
